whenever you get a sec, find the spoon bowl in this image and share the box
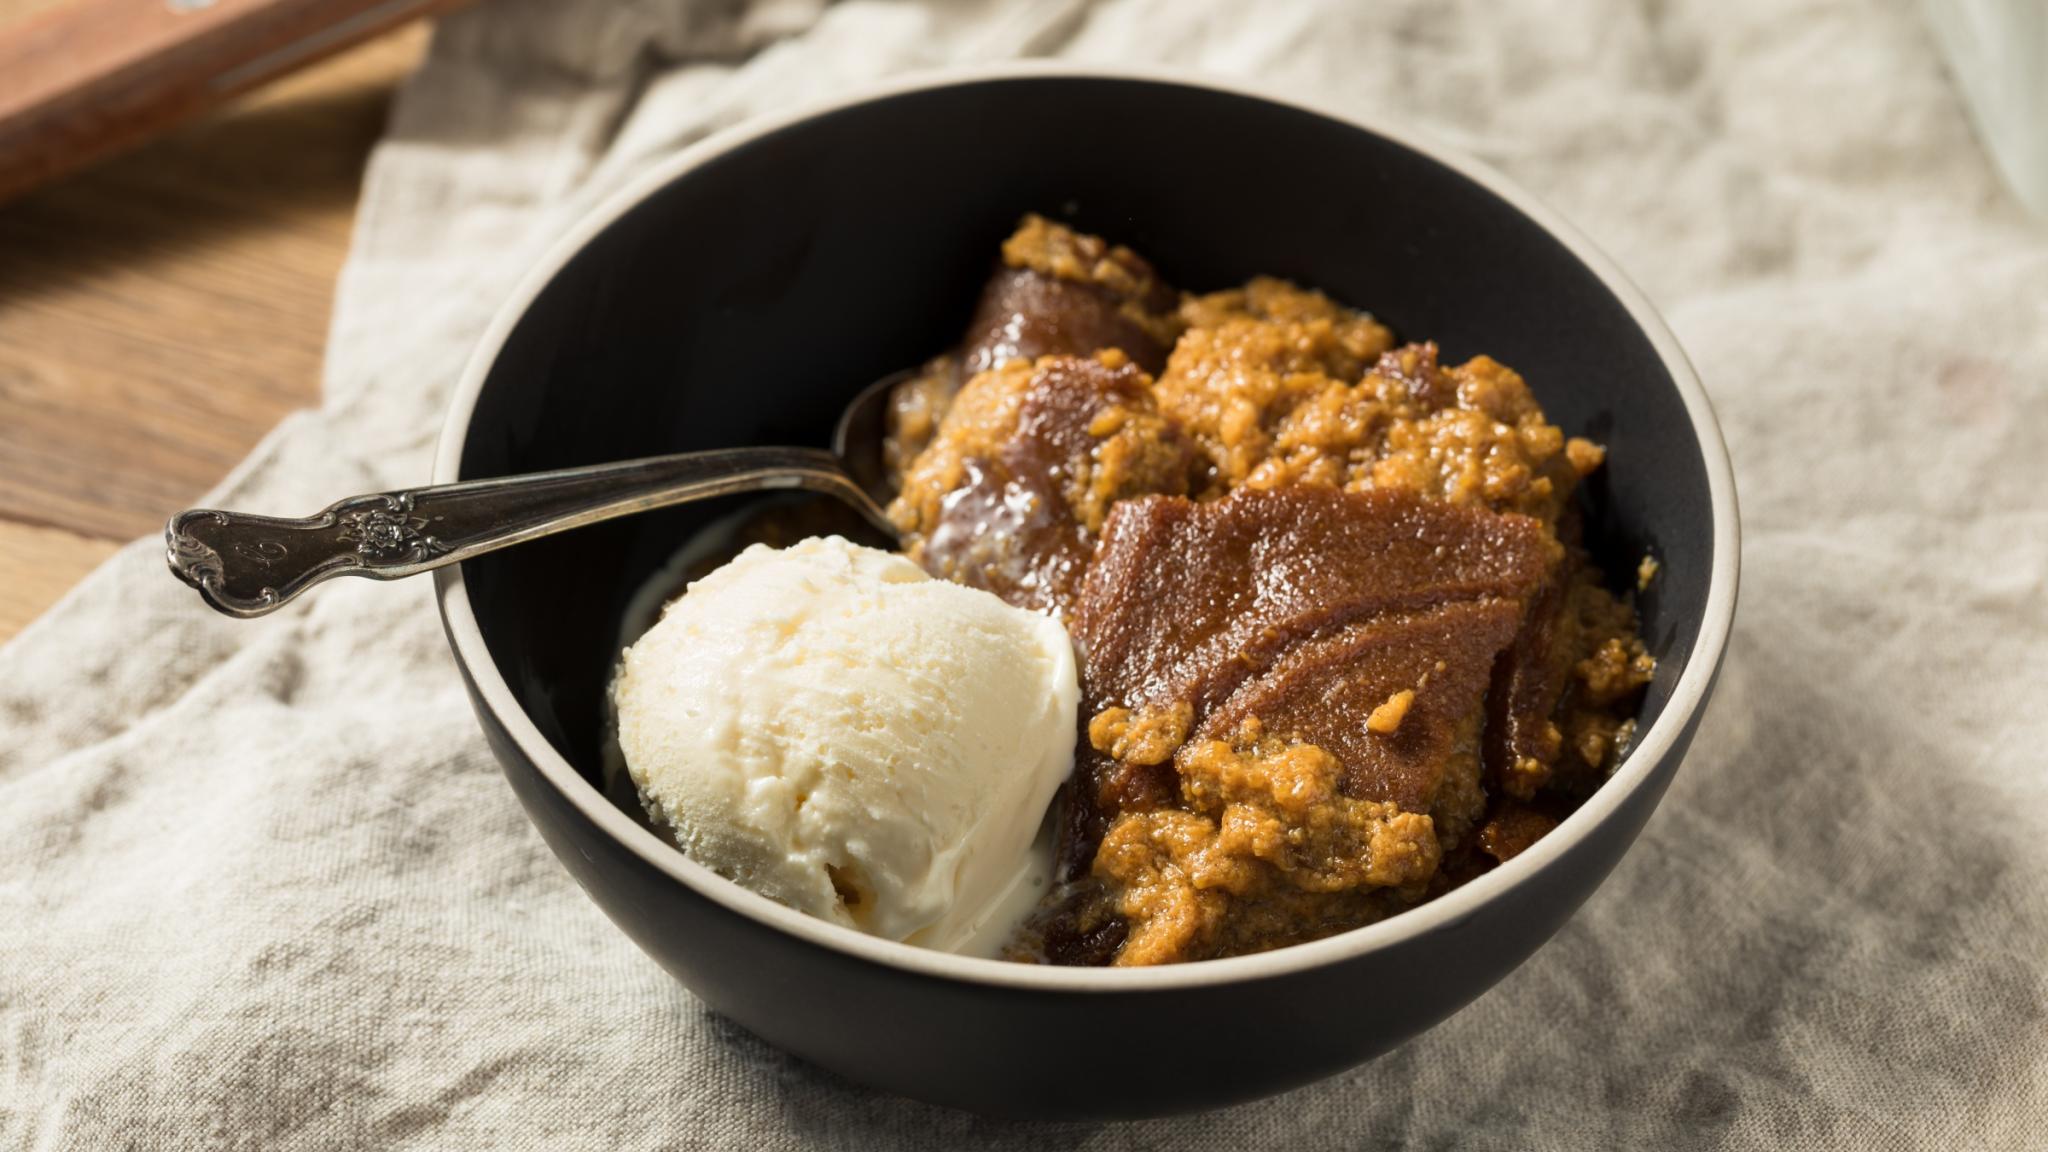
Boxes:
[832,369,913,508]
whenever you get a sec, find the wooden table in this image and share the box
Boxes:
[0,9,427,642]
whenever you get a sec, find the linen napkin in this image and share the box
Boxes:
[4,0,2045,1147]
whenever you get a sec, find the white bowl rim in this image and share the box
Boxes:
[433,60,1741,994]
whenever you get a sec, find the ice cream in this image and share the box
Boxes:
[612,535,1079,952]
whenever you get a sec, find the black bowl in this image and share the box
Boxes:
[433,65,1738,1119]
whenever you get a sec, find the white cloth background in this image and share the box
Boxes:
[5,0,2046,1147]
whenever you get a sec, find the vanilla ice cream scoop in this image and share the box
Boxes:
[612,536,1079,951]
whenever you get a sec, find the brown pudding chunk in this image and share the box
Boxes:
[1071,487,1552,768]
[885,216,1188,476]
[1154,319,1637,805]
[889,352,1196,617]
[964,213,1184,377]
[1049,488,1551,961]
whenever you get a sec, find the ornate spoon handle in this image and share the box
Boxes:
[165,447,894,618]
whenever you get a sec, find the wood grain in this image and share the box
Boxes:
[0,0,462,200]
[0,520,120,639]
[0,15,427,643]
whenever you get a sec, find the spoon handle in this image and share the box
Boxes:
[165,447,892,618]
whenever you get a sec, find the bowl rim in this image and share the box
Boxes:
[433,60,1741,993]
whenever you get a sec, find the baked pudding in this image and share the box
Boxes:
[884,216,1653,965]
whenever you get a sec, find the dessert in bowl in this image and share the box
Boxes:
[435,66,1737,1117]
[613,213,1660,969]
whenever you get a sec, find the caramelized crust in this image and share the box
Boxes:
[1074,487,1552,722]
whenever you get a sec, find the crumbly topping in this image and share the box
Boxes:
[1153,280,1392,487]
[1094,720,1439,965]
[1004,213,1157,298]
[1177,276,1396,379]
[1088,702,1194,767]
[1577,636,1657,708]
[1537,577,1657,785]
[1159,328,1602,525]
[1366,689,1416,735]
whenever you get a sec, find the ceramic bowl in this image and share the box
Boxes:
[434,64,1738,1119]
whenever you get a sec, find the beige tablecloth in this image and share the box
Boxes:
[5,0,2046,1147]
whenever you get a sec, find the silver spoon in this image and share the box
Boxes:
[165,373,907,618]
